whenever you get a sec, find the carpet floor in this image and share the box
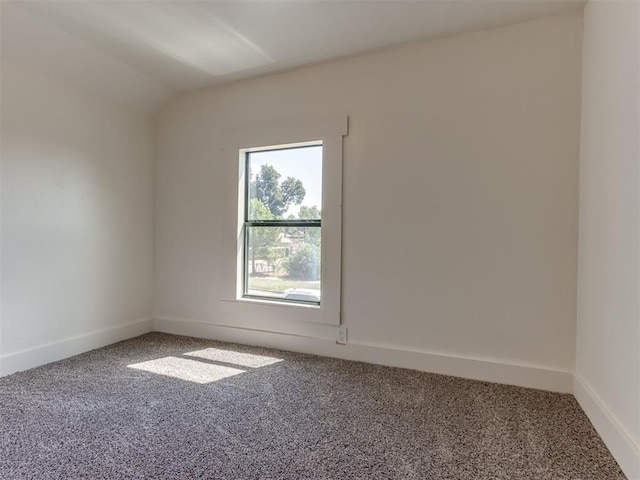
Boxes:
[0,332,626,479]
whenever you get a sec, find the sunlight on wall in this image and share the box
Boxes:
[127,348,283,384]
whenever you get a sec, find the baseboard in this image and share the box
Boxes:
[574,375,640,480]
[153,317,573,393]
[0,318,153,377]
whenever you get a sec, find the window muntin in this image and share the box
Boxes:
[242,143,322,305]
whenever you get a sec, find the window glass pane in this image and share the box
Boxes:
[245,226,321,303]
[248,145,322,221]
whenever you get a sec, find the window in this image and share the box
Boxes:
[242,143,323,305]
[220,115,347,326]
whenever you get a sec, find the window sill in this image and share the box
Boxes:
[226,297,320,310]
[219,297,338,325]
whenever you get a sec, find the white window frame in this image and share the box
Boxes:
[219,116,347,326]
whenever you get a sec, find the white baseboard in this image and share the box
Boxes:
[574,375,640,480]
[0,318,152,377]
[153,317,573,393]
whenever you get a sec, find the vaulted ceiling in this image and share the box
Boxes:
[1,1,585,113]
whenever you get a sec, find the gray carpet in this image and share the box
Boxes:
[0,333,626,480]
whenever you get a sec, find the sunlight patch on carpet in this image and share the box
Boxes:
[184,348,283,368]
[128,357,245,384]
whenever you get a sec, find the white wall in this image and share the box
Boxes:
[154,12,583,392]
[575,1,640,478]
[0,60,154,375]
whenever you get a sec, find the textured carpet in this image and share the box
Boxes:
[0,333,626,480]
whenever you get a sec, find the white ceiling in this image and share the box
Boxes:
[1,0,585,114]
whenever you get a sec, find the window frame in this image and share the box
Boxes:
[242,142,322,305]
[219,116,347,326]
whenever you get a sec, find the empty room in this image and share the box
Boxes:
[1,0,638,479]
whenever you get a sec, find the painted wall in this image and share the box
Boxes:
[0,60,154,374]
[575,1,640,477]
[154,12,583,390]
